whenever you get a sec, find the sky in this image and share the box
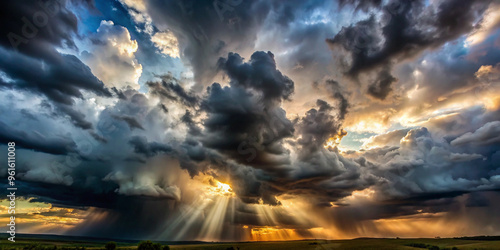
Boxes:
[1,0,500,242]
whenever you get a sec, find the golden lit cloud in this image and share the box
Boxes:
[0,198,88,234]
[248,226,300,241]
[151,31,180,58]
[81,20,143,90]
[466,2,500,46]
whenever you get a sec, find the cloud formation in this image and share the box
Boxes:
[0,0,499,241]
[81,20,143,90]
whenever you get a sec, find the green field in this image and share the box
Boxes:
[1,235,500,250]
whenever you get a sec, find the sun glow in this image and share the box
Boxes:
[158,176,238,242]
[205,181,235,197]
[217,182,232,195]
[249,226,300,241]
[0,198,88,234]
[324,129,348,150]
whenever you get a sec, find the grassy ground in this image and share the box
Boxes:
[166,239,500,250]
[1,236,500,250]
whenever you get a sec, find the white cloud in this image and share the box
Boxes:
[81,20,142,90]
[151,31,180,58]
[104,170,182,201]
[118,0,154,34]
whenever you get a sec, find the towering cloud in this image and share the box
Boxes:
[81,20,143,90]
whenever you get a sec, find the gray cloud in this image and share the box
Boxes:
[451,121,500,146]
[327,0,491,98]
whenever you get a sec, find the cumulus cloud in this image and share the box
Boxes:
[451,121,500,146]
[476,63,500,82]
[104,170,181,200]
[151,31,180,58]
[117,0,154,34]
[197,51,295,169]
[81,20,143,90]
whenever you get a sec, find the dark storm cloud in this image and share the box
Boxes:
[324,80,350,120]
[0,0,112,142]
[197,89,366,206]
[146,74,199,107]
[72,199,178,239]
[200,80,293,166]
[0,48,111,105]
[328,0,490,76]
[217,51,294,100]
[327,0,491,98]
[465,192,490,207]
[110,87,127,100]
[0,179,177,240]
[165,51,369,206]
[112,115,145,130]
[0,0,77,57]
[0,121,76,155]
[129,135,172,157]
[54,103,93,129]
[8,179,118,209]
[367,66,396,100]
[0,0,111,103]
[146,0,272,86]
[197,51,294,169]
[0,89,186,227]
[297,99,342,150]
[181,110,202,136]
[293,101,348,182]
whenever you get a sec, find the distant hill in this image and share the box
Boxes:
[454,236,500,241]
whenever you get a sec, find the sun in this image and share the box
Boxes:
[204,180,235,197]
[217,182,232,194]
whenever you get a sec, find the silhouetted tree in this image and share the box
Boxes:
[105,242,117,250]
[137,241,163,250]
